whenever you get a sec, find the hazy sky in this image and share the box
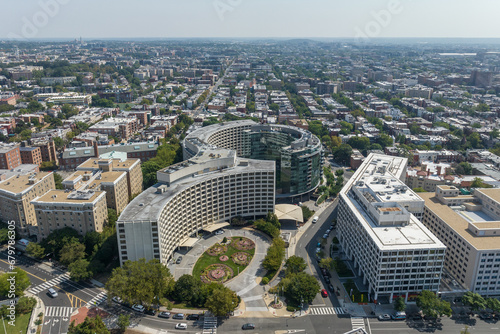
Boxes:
[2,0,500,40]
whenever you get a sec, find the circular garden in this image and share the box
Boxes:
[194,236,255,284]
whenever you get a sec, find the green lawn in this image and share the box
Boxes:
[343,280,367,303]
[193,237,255,281]
[2,312,31,334]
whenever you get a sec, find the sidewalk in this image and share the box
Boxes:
[26,293,44,334]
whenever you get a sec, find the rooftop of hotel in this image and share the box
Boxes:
[118,158,274,223]
[341,153,445,250]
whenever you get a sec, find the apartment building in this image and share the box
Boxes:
[0,172,55,237]
[0,144,22,170]
[32,189,108,239]
[420,186,500,296]
[30,139,58,163]
[76,157,143,199]
[337,153,446,303]
[20,147,42,166]
[89,117,139,140]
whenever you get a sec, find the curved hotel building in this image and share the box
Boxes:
[117,120,322,265]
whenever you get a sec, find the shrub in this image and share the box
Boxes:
[222,237,227,244]
[262,277,269,285]
[287,305,299,312]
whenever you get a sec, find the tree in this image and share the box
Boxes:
[40,161,57,171]
[68,315,110,334]
[107,208,118,229]
[455,162,473,175]
[471,177,493,189]
[26,242,46,259]
[262,238,286,272]
[319,257,334,270]
[54,137,65,149]
[285,272,321,305]
[378,134,393,148]
[15,296,37,314]
[333,144,353,166]
[254,219,279,239]
[0,268,30,297]
[54,172,64,189]
[462,291,486,312]
[59,242,86,266]
[413,187,426,193]
[68,259,93,281]
[204,285,239,317]
[394,296,406,312]
[347,136,370,150]
[486,298,500,314]
[117,314,130,333]
[285,256,307,275]
[106,259,172,307]
[173,274,202,303]
[416,290,452,319]
[266,212,280,229]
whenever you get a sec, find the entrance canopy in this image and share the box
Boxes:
[275,204,304,223]
[180,237,198,248]
[203,222,230,233]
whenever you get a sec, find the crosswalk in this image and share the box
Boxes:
[309,307,347,315]
[350,317,366,330]
[85,291,107,307]
[203,316,217,334]
[28,274,70,294]
[45,306,74,318]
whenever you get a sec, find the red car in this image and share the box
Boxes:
[321,289,328,297]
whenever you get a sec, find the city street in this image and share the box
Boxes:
[0,250,105,334]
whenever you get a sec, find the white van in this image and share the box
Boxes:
[312,216,319,223]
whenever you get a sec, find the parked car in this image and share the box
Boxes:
[173,313,184,320]
[479,313,493,320]
[112,296,123,304]
[175,323,187,330]
[215,229,225,235]
[47,288,58,298]
[158,312,171,319]
[186,314,200,320]
[330,224,335,229]
[131,304,145,313]
[315,247,321,254]
[176,256,182,264]
[312,216,319,223]
[326,229,331,234]
[378,314,391,321]
[321,289,328,297]
[328,284,335,292]
[145,308,156,316]
[322,233,328,239]
[242,323,255,330]
[324,276,331,285]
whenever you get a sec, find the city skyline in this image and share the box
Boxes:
[2,0,500,40]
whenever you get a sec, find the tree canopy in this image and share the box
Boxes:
[416,290,452,319]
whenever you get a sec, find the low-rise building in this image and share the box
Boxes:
[0,144,22,170]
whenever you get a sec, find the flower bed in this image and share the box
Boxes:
[207,243,227,256]
[231,237,255,251]
[219,255,229,262]
[231,252,252,266]
[200,264,234,283]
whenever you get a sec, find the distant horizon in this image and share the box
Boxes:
[2,1,500,41]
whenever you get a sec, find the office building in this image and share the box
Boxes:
[420,186,500,296]
[184,121,323,197]
[337,153,446,303]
